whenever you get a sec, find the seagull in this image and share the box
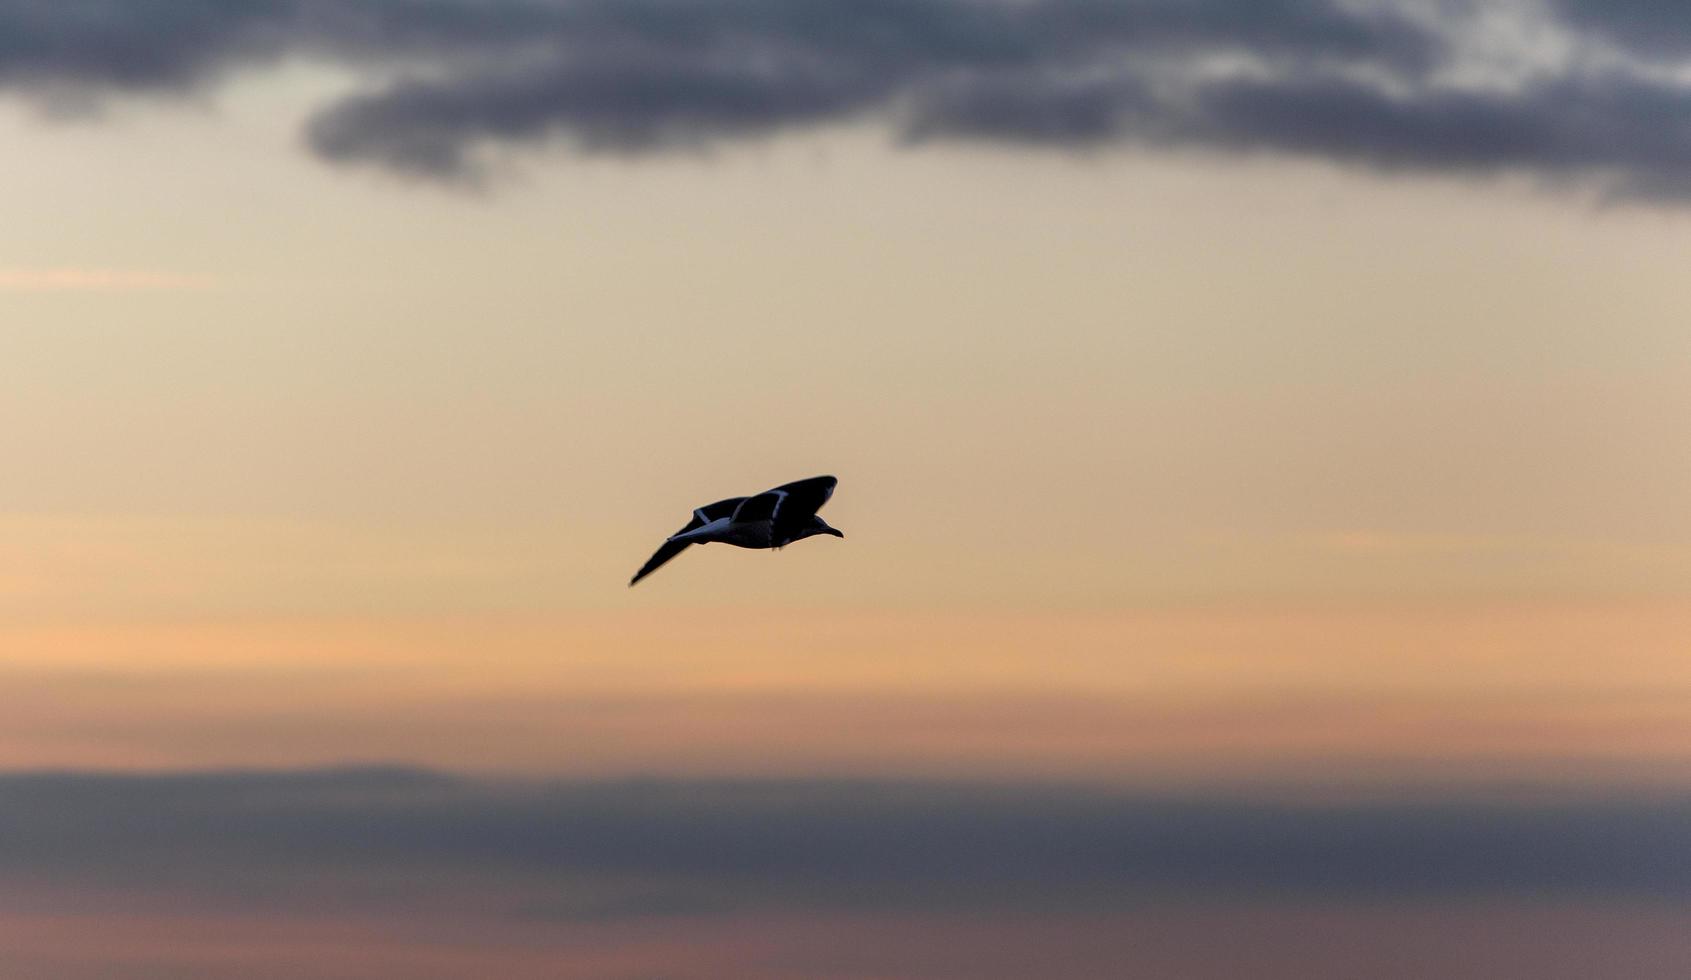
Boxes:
[630,475,843,586]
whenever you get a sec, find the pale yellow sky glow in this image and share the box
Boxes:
[0,267,213,291]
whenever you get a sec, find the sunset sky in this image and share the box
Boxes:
[3,1,1691,977]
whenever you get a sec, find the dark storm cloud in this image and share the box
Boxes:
[299,0,1436,178]
[0,0,288,94]
[2,768,1689,915]
[7,1,1691,197]
[1174,72,1691,198]
[1552,0,1691,58]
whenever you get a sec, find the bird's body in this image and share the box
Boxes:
[630,476,843,585]
[673,516,774,549]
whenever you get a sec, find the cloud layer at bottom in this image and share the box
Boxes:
[2,768,1689,978]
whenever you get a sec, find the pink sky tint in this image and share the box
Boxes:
[2,897,1688,980]
[0,266,213,292]
[1,601,1686,788]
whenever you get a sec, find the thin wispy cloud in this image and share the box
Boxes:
[0,266,212,292]
[4,1,1691,196]
[1309,530,1691,560]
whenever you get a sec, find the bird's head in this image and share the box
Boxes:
[795,516,844,541]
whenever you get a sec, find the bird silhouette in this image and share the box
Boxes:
[630,476,843,586]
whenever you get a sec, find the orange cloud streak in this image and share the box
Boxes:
[2,601,1687,788]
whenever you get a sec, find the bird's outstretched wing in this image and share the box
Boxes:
[693,497,747,524]
[769,476,836,514]
[768,476,836,536]
[628,497,744,586]
[732,491,784,524]
[630,540,688,586]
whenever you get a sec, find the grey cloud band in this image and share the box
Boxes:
[5,0,1691,197]
[4,769,1689,913]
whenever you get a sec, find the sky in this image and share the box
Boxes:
[3,0,1691,976]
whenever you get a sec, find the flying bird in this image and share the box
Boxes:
[630,475,843,586]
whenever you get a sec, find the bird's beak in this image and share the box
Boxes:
[829,528,845,538]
